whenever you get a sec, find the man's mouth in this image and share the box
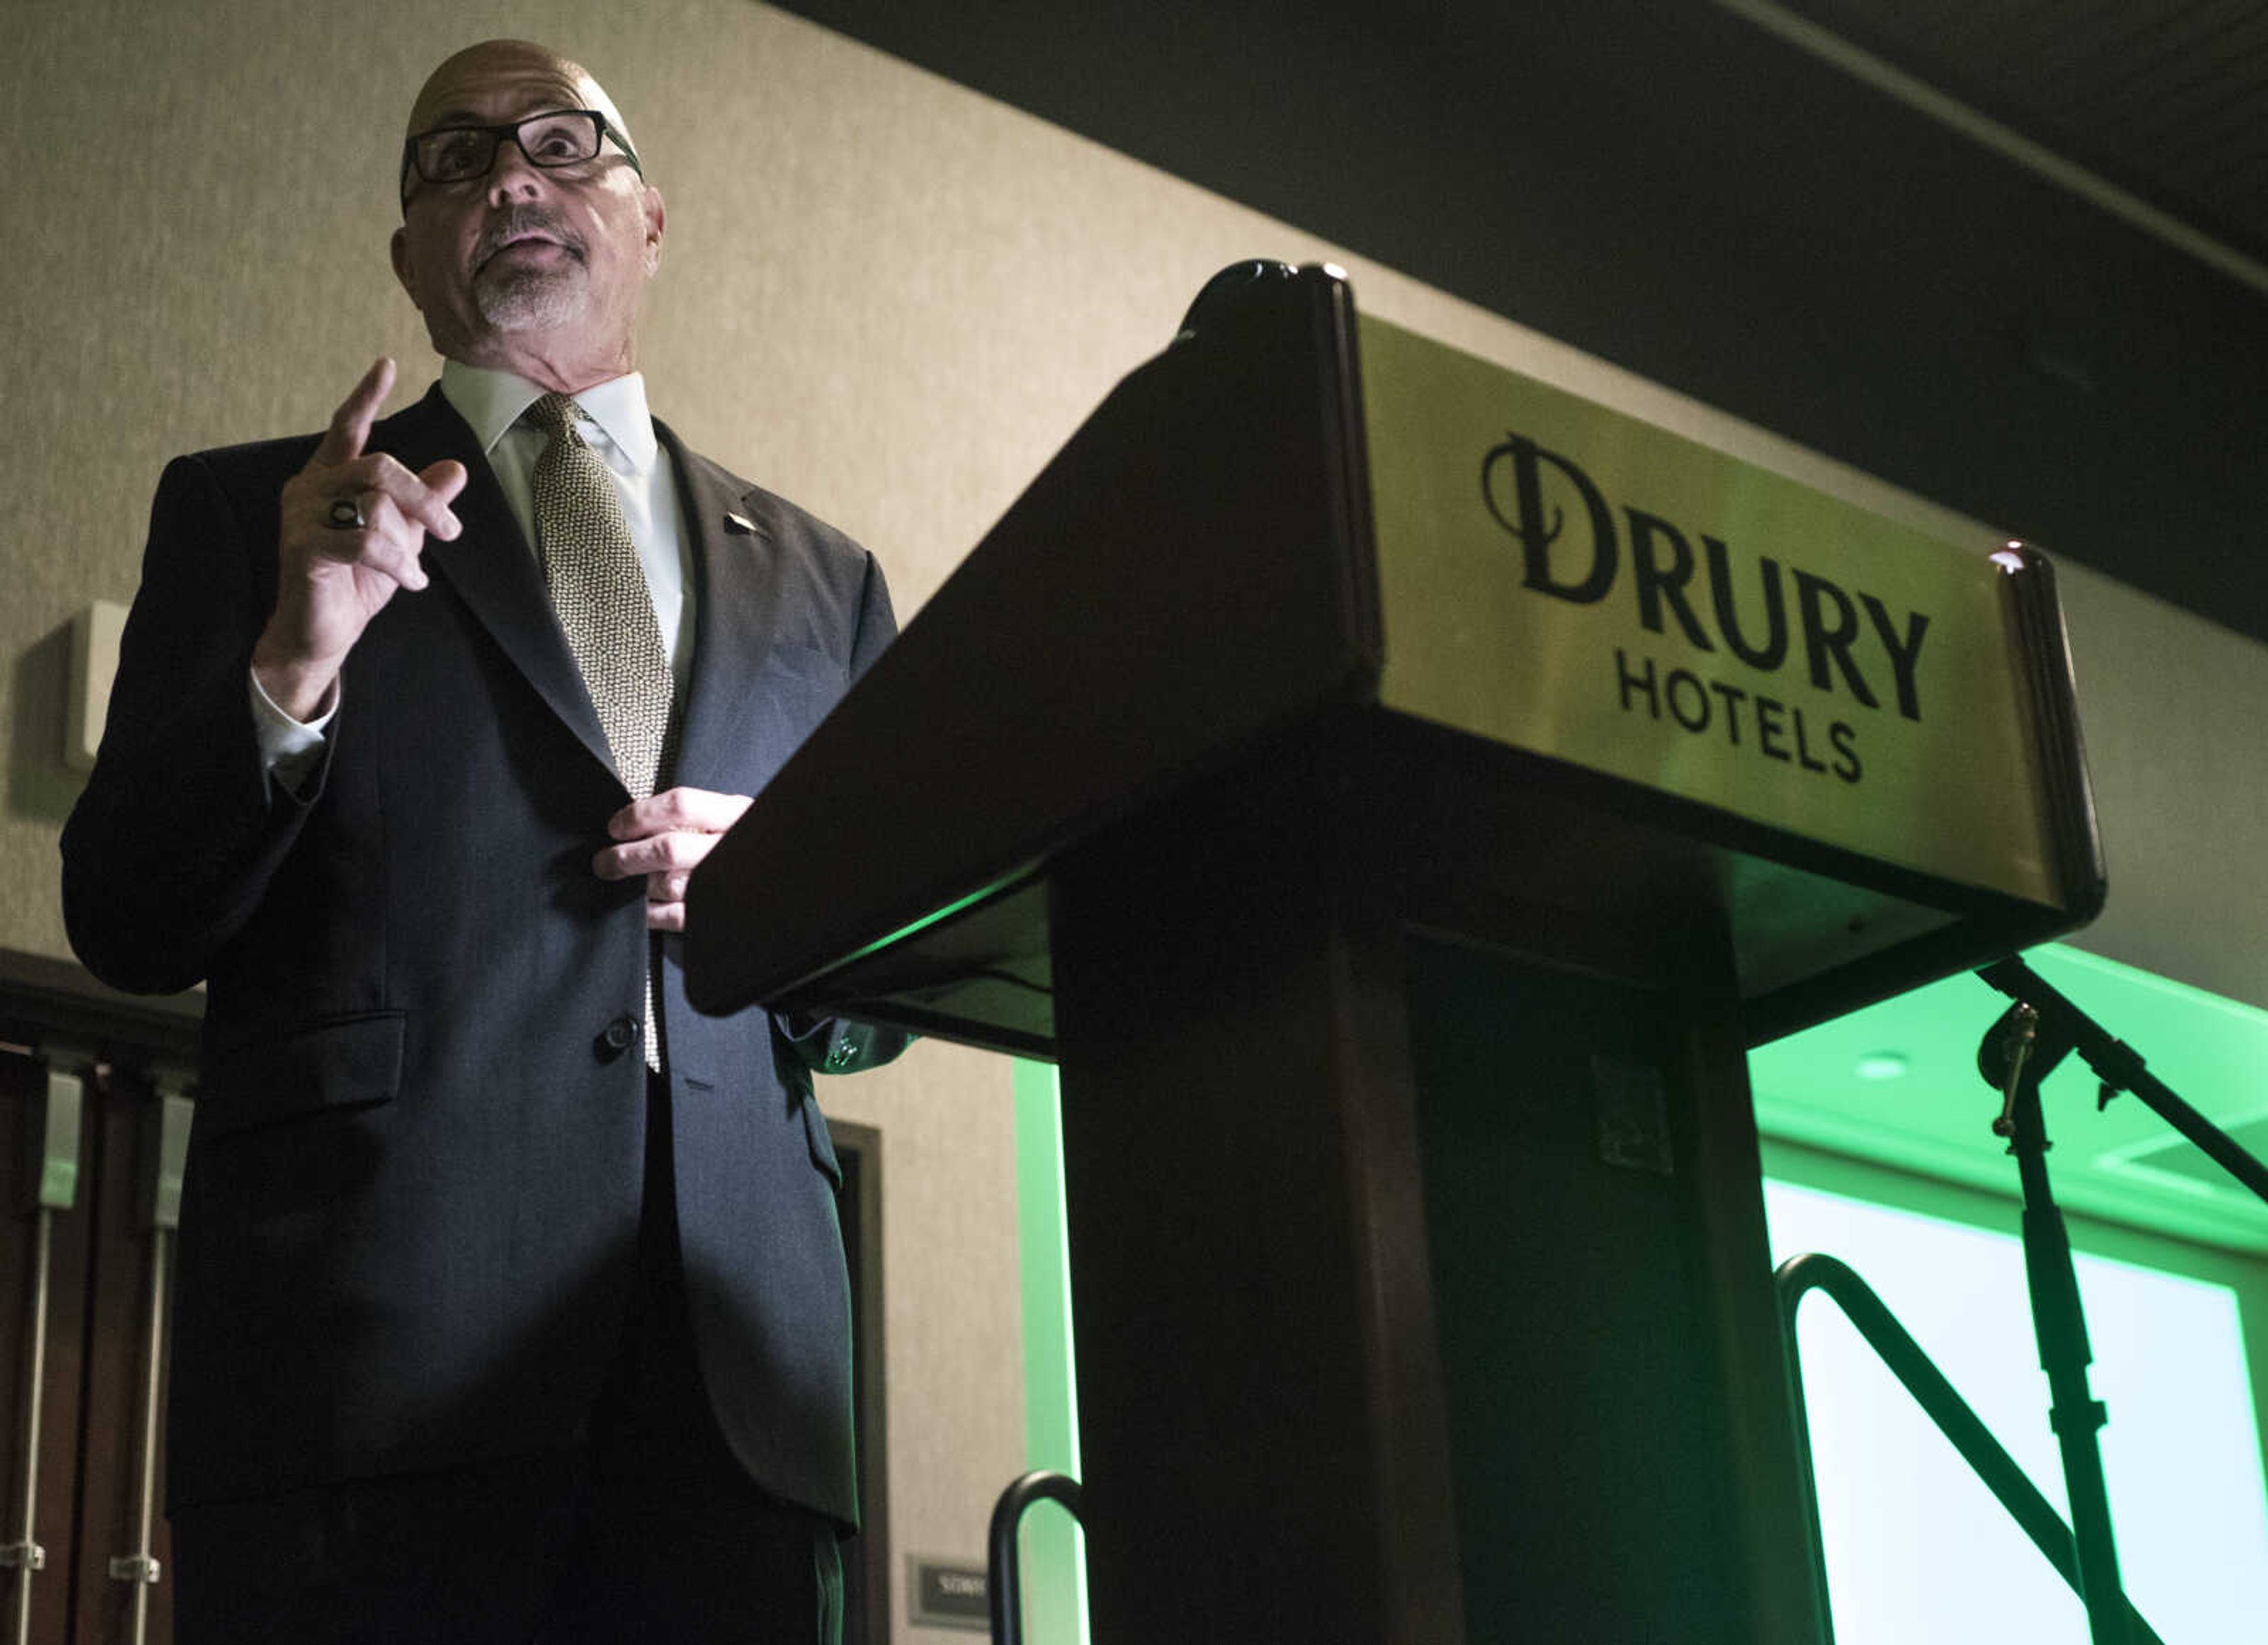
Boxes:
[475,224,584,273]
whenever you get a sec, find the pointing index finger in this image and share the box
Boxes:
[314,357,395,468]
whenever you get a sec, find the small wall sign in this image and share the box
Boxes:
[908,1555,989,1631]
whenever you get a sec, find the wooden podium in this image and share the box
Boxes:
[685,265,2103,1644]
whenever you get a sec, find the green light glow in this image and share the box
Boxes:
[1751,943,2268,1252]
[830,866,1038,973]
[1012,1059,1089,1644]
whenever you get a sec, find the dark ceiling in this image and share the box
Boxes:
[774,0,2268,649]
[1775,0,2268,275]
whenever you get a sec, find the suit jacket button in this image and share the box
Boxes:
[597,1015,640,1059]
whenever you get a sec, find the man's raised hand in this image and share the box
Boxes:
[253,358,468,720]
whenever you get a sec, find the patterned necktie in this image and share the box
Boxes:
[525,393,676,798]
[526,392,674,1069]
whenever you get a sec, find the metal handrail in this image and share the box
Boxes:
[988,1470,1083,1645]
[106,1082,191,1644]
[1777,1252,2163,1645]
[5,1059,88,1645]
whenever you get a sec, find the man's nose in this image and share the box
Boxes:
[484,138,547,205]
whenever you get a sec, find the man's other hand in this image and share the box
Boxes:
[253,357,468,720]
[594,786,755,931]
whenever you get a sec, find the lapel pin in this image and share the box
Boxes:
[725,511,757,534]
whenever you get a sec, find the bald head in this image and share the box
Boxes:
[406,40,640,161]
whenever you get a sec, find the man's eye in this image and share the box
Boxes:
[524,120,588,161]
[428,132,490,178]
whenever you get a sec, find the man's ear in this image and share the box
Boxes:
[641,184,666,278]
[389,226,421,308]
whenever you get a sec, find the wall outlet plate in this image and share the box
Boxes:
[67,599,128,772]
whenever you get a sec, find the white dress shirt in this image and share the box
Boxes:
[253,362,696,791]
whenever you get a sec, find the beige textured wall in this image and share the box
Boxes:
[5,0,1634,1624]
[14,0,2268,1632]
[17,0,2268,994]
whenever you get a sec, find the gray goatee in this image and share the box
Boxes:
[471,207,588,332]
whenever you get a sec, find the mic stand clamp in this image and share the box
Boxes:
[1979,954,2268,1209]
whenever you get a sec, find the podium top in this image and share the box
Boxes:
[686,264,2101,1050]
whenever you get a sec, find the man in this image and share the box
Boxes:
[61,39,904,1644]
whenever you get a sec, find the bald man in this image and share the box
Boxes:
[64,40,904,1644]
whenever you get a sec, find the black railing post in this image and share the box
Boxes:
[1776,1254,2163,1645]
[988,1470,1083,1645]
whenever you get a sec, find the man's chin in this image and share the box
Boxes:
[473,268,586,334]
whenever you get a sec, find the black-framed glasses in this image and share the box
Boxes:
[399,109,641,197]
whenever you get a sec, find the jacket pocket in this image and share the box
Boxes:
[196,1011,406,1141]
[801,1096,843,1192]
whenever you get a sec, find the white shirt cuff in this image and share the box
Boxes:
[249,668,337,795]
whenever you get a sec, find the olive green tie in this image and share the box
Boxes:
[526,392,674,1069]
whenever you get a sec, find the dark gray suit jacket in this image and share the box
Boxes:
[62,383,901,1525]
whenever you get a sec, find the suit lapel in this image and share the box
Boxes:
[662,418,794,791]
[380,384,617,780]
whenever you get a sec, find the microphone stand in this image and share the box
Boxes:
[1970,952,2268,1645]
[1979,998,2127,1645]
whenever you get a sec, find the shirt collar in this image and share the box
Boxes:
[438,359,660,473]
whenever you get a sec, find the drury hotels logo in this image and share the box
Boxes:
[1480,430,1925,787]
[1355,312,2053,904]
